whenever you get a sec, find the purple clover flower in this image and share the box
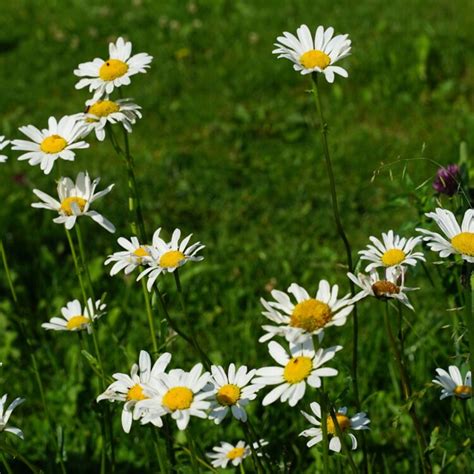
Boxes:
[433,164,461,197]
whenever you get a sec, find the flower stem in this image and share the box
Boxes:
[151,427,168,473]
[242,422,265,474]
[141,277,159,354]
[246,417,272,473]
[461,262,474,409]
[0,442,40,474]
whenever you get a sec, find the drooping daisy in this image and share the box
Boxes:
[207,440,268,469]
[31,171,115,233]
[74,37,153,101]
[358,230,425,272]
[300,402,370,452]
[137,228,205,291]
[272,25,351,82]
[0,136,9,163]
[259,281,353,344]
[417,208,474,263]
[42,298,106,333]
[0,394,25,439]
[97,351,171,433]
[254,340,342,407]
[208,364,262,424]
[432,365,471,400]
[105,236,152,276]
[11,116,89,175]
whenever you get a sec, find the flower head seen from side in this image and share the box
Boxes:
[11,116,89,175]
[254,340,342,407]
[273,25,351,82]
[42,298,106,334]
[432,365,471,400]
[137,228,205,291]
[358,230,425,272]
[0,136,9,163]
[208,364,262,424]
[300,402,370,452]
[417,208,474,263]
[32,171,115,233]
[97,351,171,433]
[74,37,153,101]
[259,281,353,344]
[207,440,268,469]
[433,164,461,197]
[105,236,152,276]
[0,394,25,439]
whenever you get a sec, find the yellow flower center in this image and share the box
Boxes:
[327,414,351,435]
[371,280,400,297]
[40,134,67,154]
[60,197,87,216]
[451,232,474,257]
[283,356,313,384]
[216,384,241,406]
[162,387,193,411]
[453,385,472,398]
[133,247,149,258]
[66,315,90,330]
[87,100,120,117]
[381,249,406,266]
[126,384,148,401]
[99,59,129,81]
[299,49,331,69]
[159,250,186,268]
[290,299,332,332]
[226,447,245,460]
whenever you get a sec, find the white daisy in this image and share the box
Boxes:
[105,236,152,276]
[272,25,351,82]
[31,171,115,233]
[11,116,89,175]
[137,228,205,291]
[97,351,171,433]
[432,365,471,400]
[254,340,342,407]
[74,37,153,101]
[42,298,106,334]
[0,136,9,163]
[417,208,474,263]
[358,230,425,272]
[207,439,268,469]
[208,364,262,424]
[259,281,353,344]
[300,402,370,452]
[0,394,25,439]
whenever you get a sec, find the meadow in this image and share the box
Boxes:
[0,0,473,472]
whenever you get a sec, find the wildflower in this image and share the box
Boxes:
[0,394,25,439]
[432,365,471,400]
[42,299,106,333]
[433,164,461,197]
[207,440,268,469]
[74,37,152,101]
[254,340,342,407]
[259,281,353,344]
[417,208,474,263]
[97,351,171,433]
[300,402,370,451]
[273,25,351,82]
[105,236,152,276]
[358,230,425,272]
[32,171,115,233]
[0,136,9,163]
[11,116,89,175]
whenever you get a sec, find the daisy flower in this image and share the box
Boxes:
[300,402,370,452]
[259,281,353,344]
[272,25,351,82]
[254,340,342,407]
[105,236,152,276]
[0,136,9,163]
[417,208,474,263]
[137,228,205,291]
[31,171,115,233]
[11,116,89,175]
[208,364,262,424]
[42,298,106,333]
[207,439,268,469]
[358,230,425,272]
[432,365,471,400]
[0,394,25,439]
[74,37,153,101]
[97,351,171,433]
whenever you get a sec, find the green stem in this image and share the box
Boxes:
[246,418,272,473]
[242,422,264,474]
[187,434,201,474]
[141,277,159,354]
[65,229,88,304]
[1,452,14,474]
[0,442,40,474]
[74,224,96,302]
[319,389,330,474]
[151,428,168,473]
[461,262,474,410]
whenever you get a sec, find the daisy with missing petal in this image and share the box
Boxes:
[432,365,471,400]
[11,116,89,175]
[74,37,153,101]
[359,230,425,272]
[0,136,9,163]
[417,208,474,263]
[273,25,351,82]
[254,340,342,407]
[0,394,25,439]
[300,402,370,452]
[97,351,171,433]
[32,171,115,233]
[42,298,106,334]
[207,440,268,469]
[208,364,262,424]
[105,236,152,276]
[137,228,205,291]
[259,281,353,344]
